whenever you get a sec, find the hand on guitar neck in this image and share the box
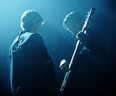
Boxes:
[59,31,89,71]
[76,30,89,45]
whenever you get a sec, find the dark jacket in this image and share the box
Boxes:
[63,29,108,96]
[9,32,55,96]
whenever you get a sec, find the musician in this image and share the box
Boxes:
[9,10,56,96]
[60,11,108,96]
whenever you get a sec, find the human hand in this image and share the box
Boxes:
[76,31,88,44]
[59,59,69,71]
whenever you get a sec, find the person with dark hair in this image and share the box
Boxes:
[9,10,56,96]
[60,11,109,96]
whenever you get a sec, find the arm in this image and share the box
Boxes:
[77,28,106,63]
[9,48,15,96]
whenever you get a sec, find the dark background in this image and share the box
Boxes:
[0,0,116,95]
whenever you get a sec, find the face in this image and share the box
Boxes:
[65,21,82,35]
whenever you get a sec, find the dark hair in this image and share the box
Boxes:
[63,11,83,30]
[20,10,44,31]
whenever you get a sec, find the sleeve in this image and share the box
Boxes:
[85,28,107,61]
[9,46,15,95]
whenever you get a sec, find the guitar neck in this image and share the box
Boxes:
[82,8,95,32]
[68,40,83,69]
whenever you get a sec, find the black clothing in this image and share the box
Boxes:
[9,32,55,96]
[63,29,110,96]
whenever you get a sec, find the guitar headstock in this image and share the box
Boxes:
[82,8,96,32]
[87,8,96,20]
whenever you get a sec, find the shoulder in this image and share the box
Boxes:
[20,32,42,41]
[28,33,44,45]
[19,32,44,45]
[29,33,43,41]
